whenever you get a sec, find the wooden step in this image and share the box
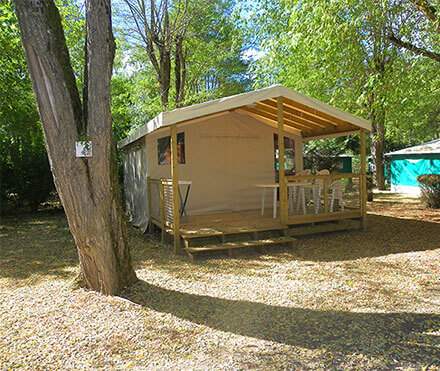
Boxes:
[185,236,296,254]
[284,219,360,237]
[181,225,287,240]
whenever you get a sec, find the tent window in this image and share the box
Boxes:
[274,134,295,180]
[158,132,185,165]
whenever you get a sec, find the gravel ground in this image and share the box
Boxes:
[0,195,439,370]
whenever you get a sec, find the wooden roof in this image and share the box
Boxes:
[119,85,371,148]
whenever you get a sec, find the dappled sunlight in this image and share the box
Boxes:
[1,197,439,369]
[0,212,78,286]
[123,280,440,364]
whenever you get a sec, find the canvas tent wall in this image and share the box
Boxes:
[385,139,440,195]
[122,111,302,231]
[123,138,149,231]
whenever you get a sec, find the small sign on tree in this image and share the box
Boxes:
[75,141,92,157]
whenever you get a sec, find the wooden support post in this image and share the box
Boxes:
[277,97,288,225]
[159,179,165,244]
[170,125,181,253]
[359,129,367,229]
[146,176,152,232]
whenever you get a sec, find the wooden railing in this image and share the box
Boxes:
[147,177,175,242]
[284,172,364,223]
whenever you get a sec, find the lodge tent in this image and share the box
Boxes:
[385,139,440,195]
[119,85,371,232]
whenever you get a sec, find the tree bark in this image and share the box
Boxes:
[370,107,386,190]
[14,0,137,295]
[174,36,186,107]
[123,0,190,110]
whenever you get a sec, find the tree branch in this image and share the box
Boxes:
[389,33,440,62]
[410,0,439,31]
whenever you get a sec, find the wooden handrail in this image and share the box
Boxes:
[147,177,173,185]
[285,173,359,182]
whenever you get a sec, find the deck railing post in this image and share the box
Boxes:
[359,129,367,229]
[277,97,288,225]
[170,125,181,253]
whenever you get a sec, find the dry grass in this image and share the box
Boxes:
[0,195,439,369]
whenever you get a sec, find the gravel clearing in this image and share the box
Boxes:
[1,194,439,369]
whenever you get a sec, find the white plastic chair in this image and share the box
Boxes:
[290,169,311,215]
[314,169,330,214]
[330,179,344,212]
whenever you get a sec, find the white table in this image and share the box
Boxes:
[256,182,317,218]
[288,182,317,214]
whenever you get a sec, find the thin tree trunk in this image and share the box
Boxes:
[371,113,386,190]
[175,37,186,107]
[159,48,171,110]
[15,0,137,295]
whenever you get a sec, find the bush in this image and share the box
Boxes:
[1,142,54,213]
[417,174,440,209]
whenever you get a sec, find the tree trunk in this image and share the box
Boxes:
[158,47,171,110]
[371,115,386,190]
[15,0,137,295]
[174,37,186,107]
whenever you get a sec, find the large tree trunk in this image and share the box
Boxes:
[15,0,137,295]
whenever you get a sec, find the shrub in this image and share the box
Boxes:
[1,142,54,213]
[417,174,440,209]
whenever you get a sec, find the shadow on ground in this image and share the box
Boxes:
[123,280,440,365]
[0,211,77,283]
[288,214,440,262]
[1,211,440,284]
[134,214,440,278]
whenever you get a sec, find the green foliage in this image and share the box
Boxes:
[183,0,250,103]
[417,174,440,209]
[0,1,54,212]
[304,139,348,172]
[112,0,250,136]
[56,0,85,84]
[248,0,440,149]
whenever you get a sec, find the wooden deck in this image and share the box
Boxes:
[179,210,287,238]
[151,209,362,258]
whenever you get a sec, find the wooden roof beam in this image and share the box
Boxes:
[259,100,331,129]
[241,106,314,133]
[234,109,303,136]
[268,97,350,128]
[254,102,325,130]
[302,125,358,140]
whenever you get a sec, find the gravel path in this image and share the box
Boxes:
[1,197,439,369]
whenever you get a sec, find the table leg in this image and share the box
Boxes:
[178,186,183,216]
[261,188,266,216]
[288,187,292,214]
[273,188,277,219]
[180,184,191,217]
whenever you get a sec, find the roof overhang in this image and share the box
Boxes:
[385,139,440,156]
[118,85,371,148]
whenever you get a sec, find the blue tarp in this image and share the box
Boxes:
[390,155,440,187]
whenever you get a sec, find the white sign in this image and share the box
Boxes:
[75,141,92,157]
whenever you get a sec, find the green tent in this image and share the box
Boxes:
[385,139,440,195]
